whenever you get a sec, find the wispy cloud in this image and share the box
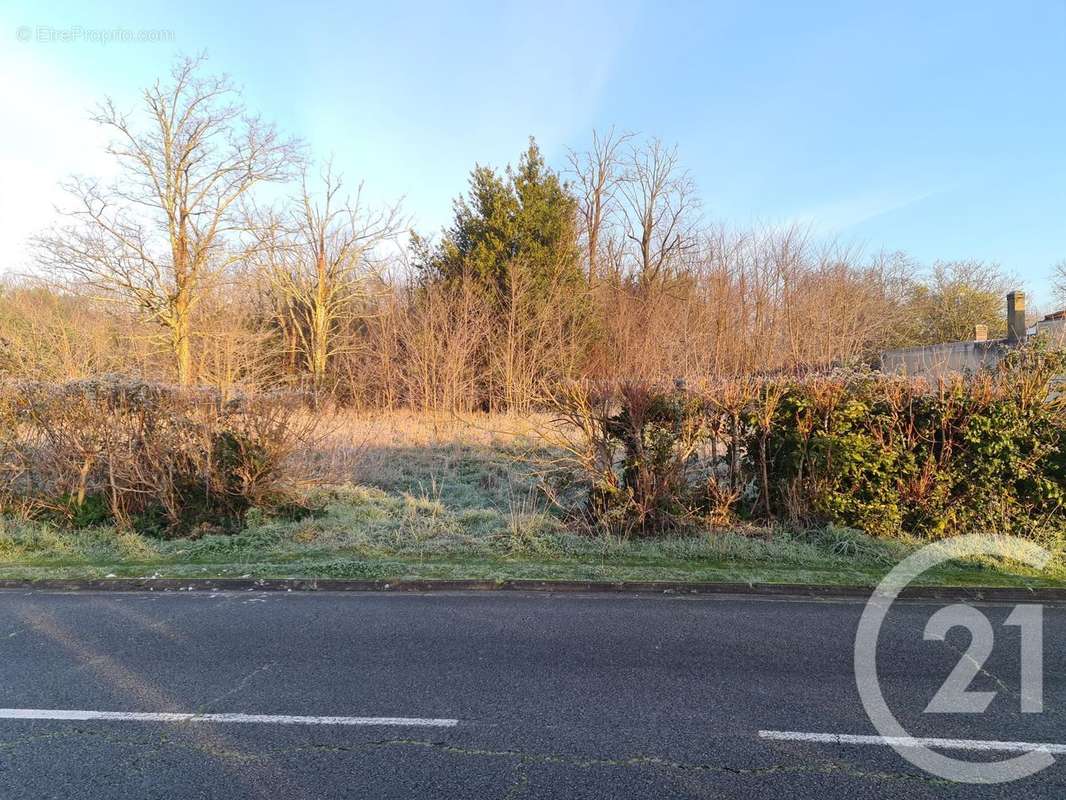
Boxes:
[788,185,946,235]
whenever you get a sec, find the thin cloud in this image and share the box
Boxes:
[788,185,946,235]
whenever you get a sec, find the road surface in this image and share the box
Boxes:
[0,589,1064,798]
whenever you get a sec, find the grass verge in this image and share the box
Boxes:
[1,413,1063,590]
[1,484,1063,589]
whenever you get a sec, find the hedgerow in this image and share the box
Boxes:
[547,342,1066,540]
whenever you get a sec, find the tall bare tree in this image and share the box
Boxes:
[255,163,403,392]
[617,138,699,289]
[34,55,298,384]
[567,128,631,286]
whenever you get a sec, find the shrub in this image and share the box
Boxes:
[547,343,1066,540]
[0,377,319,536]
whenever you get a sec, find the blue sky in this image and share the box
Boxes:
[2,0,1064,305]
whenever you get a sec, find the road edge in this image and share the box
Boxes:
[0,577,1062,602]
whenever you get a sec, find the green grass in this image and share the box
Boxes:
[1,422,1064,589]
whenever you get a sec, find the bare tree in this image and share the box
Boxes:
[904,260,1012,344]
[617,138,699,289]
[396,279,489,414]
[254,162,403,393]
[567,128,632,286]
[1053,259,1066,310]
[0,279,132,380]
[34,54,298,384]
[193,278,275,397]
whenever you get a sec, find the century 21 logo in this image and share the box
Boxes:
[854,534,1053,784]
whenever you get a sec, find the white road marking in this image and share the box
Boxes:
[0,708,457,727]
[759,730,1066,754]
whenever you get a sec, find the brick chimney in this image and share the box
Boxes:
[1007,291,1026,343]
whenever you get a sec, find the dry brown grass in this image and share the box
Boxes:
[307,409,551,474]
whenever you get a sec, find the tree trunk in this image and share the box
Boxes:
[173,309,193,386]
[310,249,330,394]
[310,306,328,394]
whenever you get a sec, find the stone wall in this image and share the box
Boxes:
[880,339,1004,377]
[880,319,1065,378]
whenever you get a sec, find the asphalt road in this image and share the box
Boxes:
[1,589,1065,799]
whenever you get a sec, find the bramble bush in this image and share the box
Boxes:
[0,377,318,536]
[547,342,1066,540]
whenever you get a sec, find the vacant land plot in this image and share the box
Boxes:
[0,411,1062,589]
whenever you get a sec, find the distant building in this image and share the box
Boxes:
[880,291,1066,377]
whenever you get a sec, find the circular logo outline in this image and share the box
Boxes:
[853,533,1053,784]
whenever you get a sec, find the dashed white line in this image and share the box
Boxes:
[0,708,457,727]
[759,730,1066,754]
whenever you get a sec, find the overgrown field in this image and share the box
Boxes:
[0,406,1063,588]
